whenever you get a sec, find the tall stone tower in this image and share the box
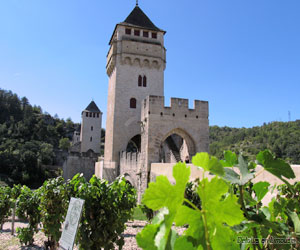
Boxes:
[104,4,166,165]
[80,101,102,153]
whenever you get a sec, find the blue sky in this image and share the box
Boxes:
[0,0,299,128]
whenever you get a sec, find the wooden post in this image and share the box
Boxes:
[11,204,16,235]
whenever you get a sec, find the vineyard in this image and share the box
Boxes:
[0,150,300,249]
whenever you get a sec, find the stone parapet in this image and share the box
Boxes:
[120,151,141,164]
[142,95,208,120]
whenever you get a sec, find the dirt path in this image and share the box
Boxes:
[0,220,147,250]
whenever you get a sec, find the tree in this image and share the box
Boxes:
[59,138,71,151]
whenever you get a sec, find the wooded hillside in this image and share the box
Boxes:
[0,89,79,187]
[210,121,300,164]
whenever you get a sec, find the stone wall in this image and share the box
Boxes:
[119,151,141,188]
[63,152,99,181]
[141,95,209,168]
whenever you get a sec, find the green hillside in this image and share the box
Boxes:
[0,89,79,187]
[210,121,300,164]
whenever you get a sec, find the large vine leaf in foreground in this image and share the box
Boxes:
[140,163,191,250]
[192,152,224,176]
[139,160,244,250]
[257,150,295,180]
[143,162,190,212]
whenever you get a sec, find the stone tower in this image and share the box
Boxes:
[80,101,102,153]
[104,5,166,165]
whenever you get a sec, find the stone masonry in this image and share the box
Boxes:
[63,101,102,180]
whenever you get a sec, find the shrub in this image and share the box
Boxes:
[69,174,137,249]
[16,186,41,245]
[0,186,11,230]
[39,176,69,250]
[10,184,22,235]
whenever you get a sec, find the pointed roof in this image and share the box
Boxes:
[120,5,163,32]
[84,101,101,113]
[108,5,165,45]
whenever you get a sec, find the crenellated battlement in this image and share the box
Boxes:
[141,95,208,120]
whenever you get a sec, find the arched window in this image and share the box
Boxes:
[91,126,93,131]
[138,75,142,86]
[89,112,92,117]
[90,137,92,142]
[86,112,89,117]
[130,98,136,109]
[143,76,147,87]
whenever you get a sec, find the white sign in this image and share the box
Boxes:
[59,197,85,250]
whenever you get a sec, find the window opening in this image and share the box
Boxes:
[143,31,149,37]
[134,29,140,36]
[125,28,131,35]
[130,98,137,109]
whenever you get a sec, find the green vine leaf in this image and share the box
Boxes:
[142,163,191,250]
[174,205,204,240]
[192,152,224,176]
[211,225,240,250]
[143,163,190,212]
[143,176,174,211]
[174,236,194,250]
[197,177,228,203]
[173,162,191,198]
[136,224,159,250]
[253,181,270,202]
[223,155,254,185]
[220,150,238,167]
[155,219,168,250]
[218,195,245,226]
[223,168,241,184]
[287,210,300,235]
[238,155,254,185]
[257,150,295,180]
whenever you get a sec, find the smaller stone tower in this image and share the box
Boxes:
[80,101,102,153]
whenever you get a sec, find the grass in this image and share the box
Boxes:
[133,207,147,221]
